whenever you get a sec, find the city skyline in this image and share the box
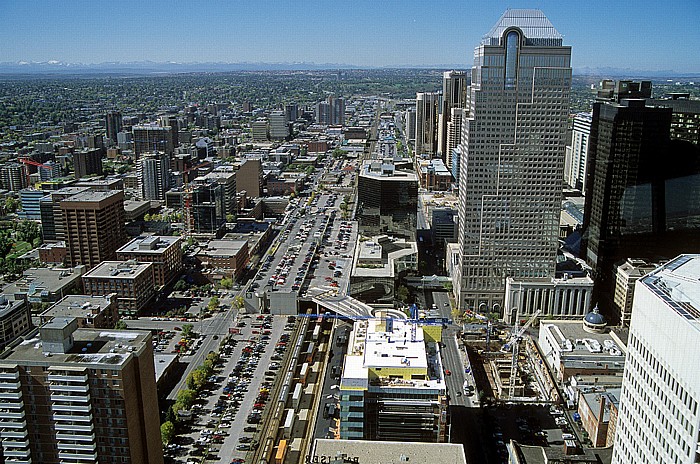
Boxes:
[1,0,699,73]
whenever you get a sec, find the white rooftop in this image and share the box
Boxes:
[641,254,700,322]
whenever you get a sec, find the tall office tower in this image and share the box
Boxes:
[580,99,700,315]
[190,178,226,234]
[648,94,700,145]
[285,102,299,123]
[269,110,289,140]
[60,190,127,268]
[0,319,164,464]
[438,70,468,160]
[567,112,592,192]
[72,149,103,179]
[138,152,170,200]
[356,161,418,240]
[40,187,90,242]
[251,119,269,142]
[405,107,417,143]
[316,101,331,125]
[445,107,465,172]
[456,10,572,312]
[105,111,123,144]
[0,162,27,191]
[330,96,345,125]
[201,166,237,216]
[415,92,440,156]
[159,115,180,149]
[612,254,700,464]
[132,125,174,156]
[236,158,262,198]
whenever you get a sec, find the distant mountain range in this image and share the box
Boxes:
[0,60,698,79]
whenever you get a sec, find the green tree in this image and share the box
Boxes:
[4,197,19,214]
[226,214,235,223]
[219,278,233,289]
[176,389,196,410]
[160,421,175,445]
[173,279,188,292]
[207,296,220,313]
[114,320,128,330]
[181,323,194,338]
[396,285,409,303]
[233,295,245,310]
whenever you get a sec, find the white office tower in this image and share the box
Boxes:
[415,92,440,156]
[612,254,700,464]
[456,10,572,312]
[567,112,592,192]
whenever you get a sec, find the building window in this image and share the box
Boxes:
[505,30,520,90]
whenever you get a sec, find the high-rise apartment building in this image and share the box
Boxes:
[105,111,123,144]
[0,318,164,464]
[612,254,700,464]
[137,152,170,200]
[330,96,345,125]
[0,162,27,192]
[415,92,439,156]
[456,10,572,312]
[567,112,592,193]
[72,149,103,180]
[40,187,90,242]
[60,190,127,268]
[236,159,262,198]
[132,125,174,156]
[438,70,468,160]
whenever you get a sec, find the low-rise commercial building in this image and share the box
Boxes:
[195,239,249,282]
[2,266,86,305]
[578,388,620,447]
[350,236,417,303]
[39,293,119,329]
[503,275,594,324]
[339,316,447,442]
[310,439,466,464]
[82,261,155,316]
[537,311,627,385]
[117,236,183,288]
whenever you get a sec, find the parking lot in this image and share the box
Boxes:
[163,315,295,464]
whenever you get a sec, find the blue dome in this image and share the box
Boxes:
[584,311,606,325]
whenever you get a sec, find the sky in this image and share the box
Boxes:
[0,0,699,73]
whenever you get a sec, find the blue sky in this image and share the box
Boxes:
[1,0,698,72]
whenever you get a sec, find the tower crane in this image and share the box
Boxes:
[502,309,541,399]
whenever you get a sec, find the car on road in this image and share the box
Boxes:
[444,369,451,376]
[236,444,251,451]
[243,426,257,432]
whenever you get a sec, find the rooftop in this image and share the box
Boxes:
[311,439,467,464]
[40,294,115,321]
[539,319,626,361]
[83,261,153,279]
[60,189,122,204]
[640,254,700,323]
[483,9,563,46]
[2,327,150,367]
[2,266,85,297]
[118,235,181,254]
[198,239,248,257]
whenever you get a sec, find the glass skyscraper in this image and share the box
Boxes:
[456,10,572,314]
